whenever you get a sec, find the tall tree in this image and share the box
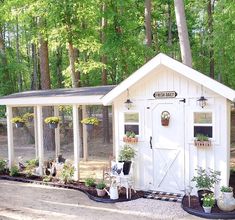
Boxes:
[174,0,192,67]
[145,0,152,47]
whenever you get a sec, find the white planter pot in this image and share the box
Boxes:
[217,191,235,212]
[203,206,212,213]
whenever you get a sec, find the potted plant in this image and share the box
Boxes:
[192,167,221,206]
[217,186,235,211]
[161,111,170,126]
[119,144,136,175]
[96,180,106,197]
[23,112,34,122]
[11,116,26,128]
[194,133,211,147]
[44,116,60,129]
[123,131,138,144]
[202,193,215,213]
[81,117,99,131]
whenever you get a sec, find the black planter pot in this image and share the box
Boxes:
[15,122,24,128]
[122,161,132,175]
[198,189,213,206]
[49,123,58,129]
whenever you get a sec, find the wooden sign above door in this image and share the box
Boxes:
[153,91,177,99]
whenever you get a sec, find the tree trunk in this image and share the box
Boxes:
[145,0,152,47]
[167,0,173,56]
[39,32,55,151]
[31,43,38,90]
[101,3,110,144]
[56,46,63,88]
[208,0,215,78]
[174,0,192,67]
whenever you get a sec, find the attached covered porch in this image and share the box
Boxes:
[0,85,115,180]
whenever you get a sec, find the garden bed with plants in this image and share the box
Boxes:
[0,159,144,203]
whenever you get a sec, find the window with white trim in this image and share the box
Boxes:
[193,112,213,138]
[124,112,139,135]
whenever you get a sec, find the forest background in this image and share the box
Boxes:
[0,0,234,118]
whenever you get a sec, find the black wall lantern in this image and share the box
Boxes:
[197,96,207,108]
[124,89,133,110]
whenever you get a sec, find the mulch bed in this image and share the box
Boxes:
[0,173,144,203]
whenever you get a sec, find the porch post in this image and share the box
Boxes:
[6,106,14,169]
[37,105,44,175]
[54,106,60,158]
[82,105,88,161]
[33,106,38,158]
[73,104,80,180]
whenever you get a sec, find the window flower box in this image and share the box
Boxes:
[194,140,212,147]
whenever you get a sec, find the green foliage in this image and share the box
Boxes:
[85,177,96,187]
[10,165,19,177]
[24,158,39,177]
[61,161,75,184]
[119,145,136,161]
[195,134,209,141]
[191,167,221,190]
[23,113,34,122]
[96,181,106,190]
[202,193,215,208]
[43,175,53,182]
[125,131,136,138]
[44,116,60,124]
[221,186,233,193]
[0,159,7,174]
[81,117,99,126]
[11,116,25,123]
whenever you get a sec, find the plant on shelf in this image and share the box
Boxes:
[194,133,211,147]
[119,144,136,175]
[192,167,221,206]
[81,117,99,126]
[96,180,106,197]
[85,177,96,187]
[161,111,170,126]
[23,112,34,122]
[202,193,215,213]
[123,131,138,144]
[11,116,26,128]
[44,116,60,129]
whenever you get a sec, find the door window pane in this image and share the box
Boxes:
[194,112,212,124]
[124,113,139,123]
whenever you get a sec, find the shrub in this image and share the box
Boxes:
[85,177,96,187]
[61,161,75,184]
[43,175,52,183]
[10,165,19,177]
[96,181,106,189]
[191,167,221,190]
[0,159,7,174]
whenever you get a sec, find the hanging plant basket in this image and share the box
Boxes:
[15,122,25,128]
[86,124,94,132]
[48,123,58,129]
[194,140,212,147]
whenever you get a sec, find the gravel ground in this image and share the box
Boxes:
[0,180,203,220]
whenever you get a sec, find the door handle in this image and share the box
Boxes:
[150,136,152,149]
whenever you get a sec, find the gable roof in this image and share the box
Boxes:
[102,53,235,105]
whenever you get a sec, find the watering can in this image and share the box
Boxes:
[104,186,119,200]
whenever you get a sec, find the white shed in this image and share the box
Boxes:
[102,53,235,195]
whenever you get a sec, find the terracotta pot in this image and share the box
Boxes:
[194,140,212,147]
[96,189,106,197]
[161,119,169,126]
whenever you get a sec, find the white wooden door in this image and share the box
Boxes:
[150,100,185,193]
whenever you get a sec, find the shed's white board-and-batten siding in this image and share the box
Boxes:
[113,65,230,195]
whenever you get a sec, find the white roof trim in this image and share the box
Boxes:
[0,95,103,106]
[102,53,235,105]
